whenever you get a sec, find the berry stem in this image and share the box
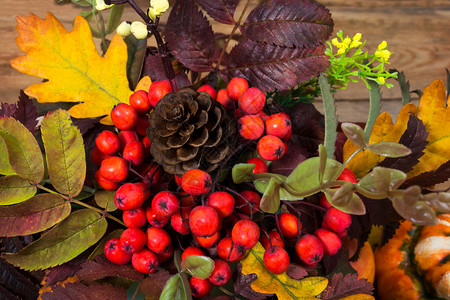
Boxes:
[217,286,235,297]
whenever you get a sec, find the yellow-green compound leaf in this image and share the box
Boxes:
[0,137,16,175]
[0,175,36,205]
[41,110,86,197]
[94,190,117,212]
[0,117,44,183]
[3,209,107,271]
[0,193,70,236]
[241,242,328,299]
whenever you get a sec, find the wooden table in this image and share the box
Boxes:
[1,0,450,121]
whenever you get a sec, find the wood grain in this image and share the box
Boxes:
[1,0,449,122]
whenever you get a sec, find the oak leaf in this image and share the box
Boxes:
[240,242,328,299]
[343,80,450,179]
[11,13,133,124]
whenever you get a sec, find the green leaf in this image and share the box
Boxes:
[366,141,411,157]
[94,190,117,212]
[286,157,343,196]
[0,117,44,183]
[41,110,86,197]
[88,229,124,260]
[232,163,255,184]
[364,80,382,142]
[160,273,189,300]
[3,209,107,271]
[324,184,366,215]
[0,193,70,236]
[0,175,36,205]
[260,177,281,213]
[254,177,301,201]
[125,35,148,90]
[319,74,338,159]
[106,4,124,34]
[357,167,407,197]
[181,255,214,279]
[71,0,94,6]
[318,144,327,184]
[341,123,366,149]
[0,137,16,175]
[391,194,437,226]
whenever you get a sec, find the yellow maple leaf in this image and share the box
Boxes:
[343,80,450,179]
[11,13,133,124]
[240,242,328,300]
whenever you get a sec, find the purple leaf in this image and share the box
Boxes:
[241,0,333,48]
[40,282,126,300]
[220,40,328,92]
[165,0,216,72]
[286,263,308,279]
[195,0,239,25]
[379,115,428,173]
[233,263,273,300]
[0,258,39,300]
[15,91,38,132]
[139,270,172,298]
[268,141,308,176]
[0,103,17,118]
[71,117,100,136]
[42,258,83,287]
[321,273,374,300]
[404,159,450,187]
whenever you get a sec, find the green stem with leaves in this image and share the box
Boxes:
[319,73,338,159]
[364,80,382,142]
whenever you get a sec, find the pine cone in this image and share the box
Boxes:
[147,88,236,176]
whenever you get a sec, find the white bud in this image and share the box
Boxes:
[130,21,148,39]
[95,0,114,11]
[148,0,169,20]
[117,21,131,37]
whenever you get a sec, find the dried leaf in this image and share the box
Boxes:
[0,258,39,300]
[41,110,86,197]
[321,273,374,300]
[3,209,107,271]
[76,254,144,282]
[40,282,126,300]
[0,193,70,236]
[11,13,133,124]
[196,0,238,24]
[240,242,328,299]
[220,41,328,92]
[0,175,36,206]
[15,91,38,132]
[165,0,216,72]
[0,117,44,183]
[404,159,450,187]
[241,0,333,48]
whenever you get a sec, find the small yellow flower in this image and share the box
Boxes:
[350,33,362,48]
[332,38,340,47]
[377,77,386,84]
[95,0,113,11]
[375,49,391,61]
[148,0,170,20]
[337,47,346,55]
[353,33,362,42]
[343,37,351,47]
[378,41,387,50]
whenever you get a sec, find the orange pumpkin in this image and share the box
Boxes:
[375,214,450,300]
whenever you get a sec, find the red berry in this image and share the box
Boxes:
[95,170,119,191]
[337,168,358,183]
[181,169,212,195]
[236,190,261,215]
[278,212,302,239]
[143,164,162,185]
[123,207,147,228]
[216,89,234,110]
[231,220,260,251]
[170,207,191,235]
[111,103,138,130]
[145,206,169,228]
[119,227,146,254]
[257,135,286,161]
[314,228,342,256]
[182,246,205,262]
[146,227,171,254]
[122,141,145,165]
[265,112,292,140]
[99,156,128,182]
[90,146,110,167]
[197,84,217,100]
[151,191,179,218]
[134,181,150,201]
[209,259,231,286]
[148,80,172,107]
[238,115,264,140]
[322,207,352,236]
[114,183,145,211]
[238,87,266,115]
[174,174,182,186]
[217,237,245,262]
[141,136,151,156]
[195,231,220,248]
[206,192,235,218]
[190,277,212,298]
[260,230,285,250]
[95,130,120,155]
[156,244,174,263]
[118,130,138,149]
[319,193,332,209]
[227,77,249,101]
[256,110,268,122]
[104,238,131,265]
[129,90,151,115]
[132,248,159,274]
[246,157,268,174]
[135,115,150,137]
[189,206,220,237]
[263,246,290,274]
[295,234,324,267]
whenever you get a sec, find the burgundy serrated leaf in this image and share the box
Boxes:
[241,0,333,48]
[165,0,216,72]
[321,273,374,300]
[43,258,83,287]
[286,263,308,280]
[143,50,191,88]
[15,91,38,132]
[268,142,308,176]
[139,270,172,298]
[75,254,145,282]
[233,263,273,300]
[195,0,239,24]
[71,117,100,136]
[404,160,450,187]
[220,40,328,92]
[379,114,428,173]
[0,103,17,118]
[40,282,126,300]
[0,258,39,300]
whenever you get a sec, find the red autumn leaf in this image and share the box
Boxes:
[40,282,126,300]
[321,273,374,300]
[196,0,239,25]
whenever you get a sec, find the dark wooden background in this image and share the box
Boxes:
[1,0,450,121]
